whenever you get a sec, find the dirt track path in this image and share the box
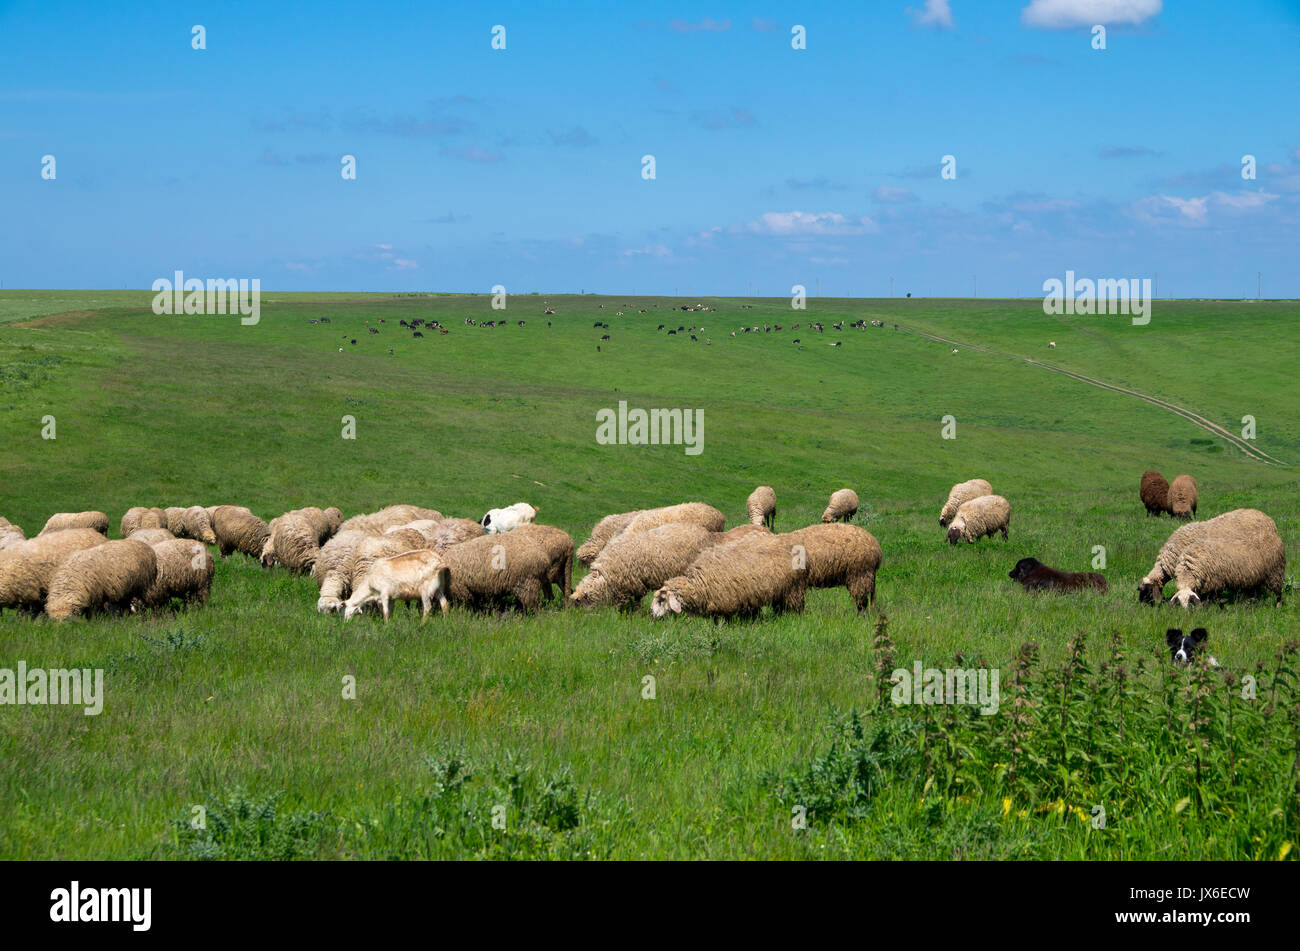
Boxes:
[906,328,1287,467]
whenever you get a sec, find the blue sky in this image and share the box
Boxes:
[2,0,1298,296]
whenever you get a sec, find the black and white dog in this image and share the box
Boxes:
[1166,627,1218,666]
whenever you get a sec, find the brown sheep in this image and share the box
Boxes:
[1139,470,1172,517]
[441,531,554,613]
[939,479,993,527]
[785,522,883,612]
[39,511,110,536]
[821,488,859,524]
[1168,474,1198,520]
[46,539,157,619]
[651,532,809,620]
[0,528,108,613]
[511,523,575,601]
[576,510,643,566]
[747,486,777,530]
[137,538,214,609]
[210,505,270,559]
[571,523,715,609]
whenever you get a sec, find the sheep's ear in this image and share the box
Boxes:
[1190,627,1208,643]
[1165,628,1183,645]
[668,592,682,614]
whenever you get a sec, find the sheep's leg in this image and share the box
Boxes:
[1001,526,1009,540]
[421,591,431,619]
[380,592,391,620]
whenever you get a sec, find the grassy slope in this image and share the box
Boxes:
[0,292,1295,859]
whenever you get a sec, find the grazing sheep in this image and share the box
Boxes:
[164,507,189,536]
[785,522,883,612]
[120,507,168,537]
[0,528,108,613]
[441,531,554,613]
[426,517,486,552]
[1138,509,1285,607]
[210,505,270,559]
[1168,474,1198,520]
[39,510,110,536]
[480,502,538,534]
[343,549,450,620]
[939,479,993,528]
[710,524,771,546]
[137,538,214,609]
[651,532,808,620]
[126,527,176,545]
[571,523,715,609]
[821,489,859,524]
[946,495,1011,545]
[46,539,157,620]
[511,523,575,601]
[622,502,726,536]
[338,505,443,535]
[0,517,26,552]
[747,486,777,530]
[261,506,338,572]
[313,529,373,614]
[1139,470,1172,517]
[180,505,218,544]
[1008,557,1107,593]
[576,510,644,566]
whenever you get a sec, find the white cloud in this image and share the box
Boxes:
[907,0,955,29]
[619,245,671,258]
[746,211,877,236]
[874,186,919,203]
[1131,189,1277,226]
[1021,0,1161,29]
[1010,197,1079,212]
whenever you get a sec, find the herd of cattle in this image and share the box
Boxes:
[0,472,1286,623]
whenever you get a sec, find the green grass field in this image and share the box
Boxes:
[1,291,1296,859]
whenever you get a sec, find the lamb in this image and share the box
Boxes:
[0,528,107,613]
[938,479,993,528]
[1139,470,1172,517]
[313,529,373,614]
[1138,509,1285,607]
[120,507,168,537]
[1168,474,1198,520]
[39,510,110,536]
[622,502,726,536]
[136,538,214,609]
[821,489,859,524]
[510,523,575,601]
[343,550,449,620]
[946,495,1011,545]
[571,523,715,609]
[338,505,443,535]
[651,532,809,620]
[1008,557,1107,593]
[480,502,538,534]
[747,486,777,531]
[45,539,157,619]
[210,505,270,559]
[440,531,554,612]
[784,522,883,612]
[576,510,644,566]
[348,529,429,595]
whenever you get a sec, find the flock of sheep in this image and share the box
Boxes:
[0,472,1287,623]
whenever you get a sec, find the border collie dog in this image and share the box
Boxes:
[1166,627,1217,666]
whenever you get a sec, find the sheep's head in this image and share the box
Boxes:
[1138,579,1164,605]
[939,516,950,528]
[1170,587,1201,608]
[259,538,278,567]
[316,596,343,615]
[946,521,964,545]
[820,512,834,524]
[569,569,604,606]
[650,586,682,619]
